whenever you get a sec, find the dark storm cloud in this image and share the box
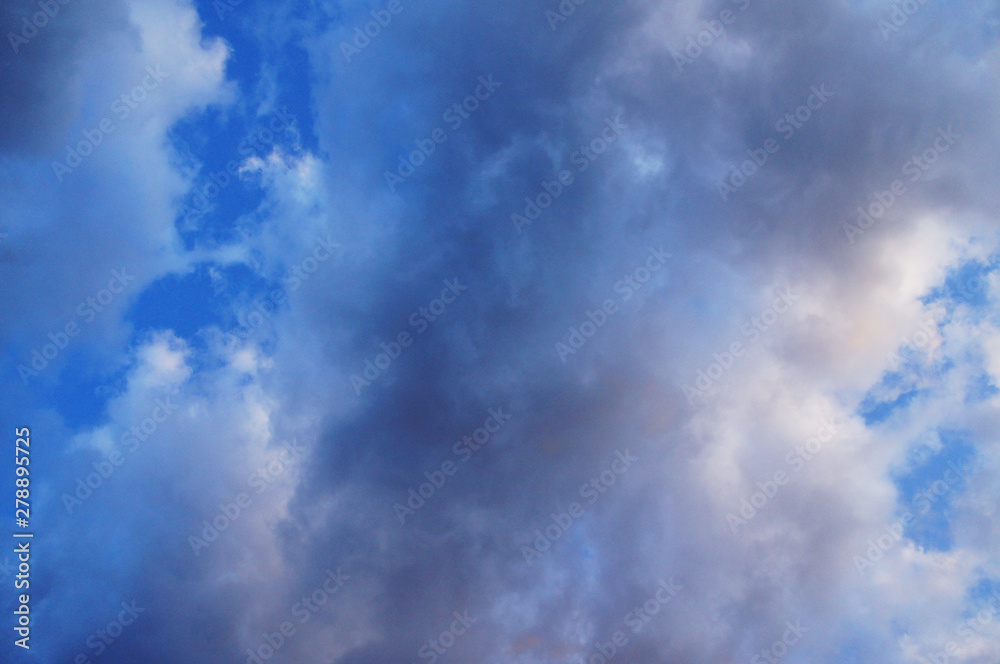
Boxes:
[0,0,131,153]
[265,0,1000,661]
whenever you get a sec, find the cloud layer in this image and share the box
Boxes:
[1,0,1000,663]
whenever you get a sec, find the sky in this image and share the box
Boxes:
[1,0,1000,662]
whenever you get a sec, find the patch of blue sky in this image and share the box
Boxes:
[171,5,319,248]
[125,262,266,342]
[921,254,998,311]
[964,372,999,403]
[858,387,922,426]
[891,430,977,552]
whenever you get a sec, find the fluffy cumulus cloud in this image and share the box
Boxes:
[1,0,1000,662]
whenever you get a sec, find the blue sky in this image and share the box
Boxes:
[2,0,1000,663]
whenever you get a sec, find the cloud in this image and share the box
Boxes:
[2,0,1000,663]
